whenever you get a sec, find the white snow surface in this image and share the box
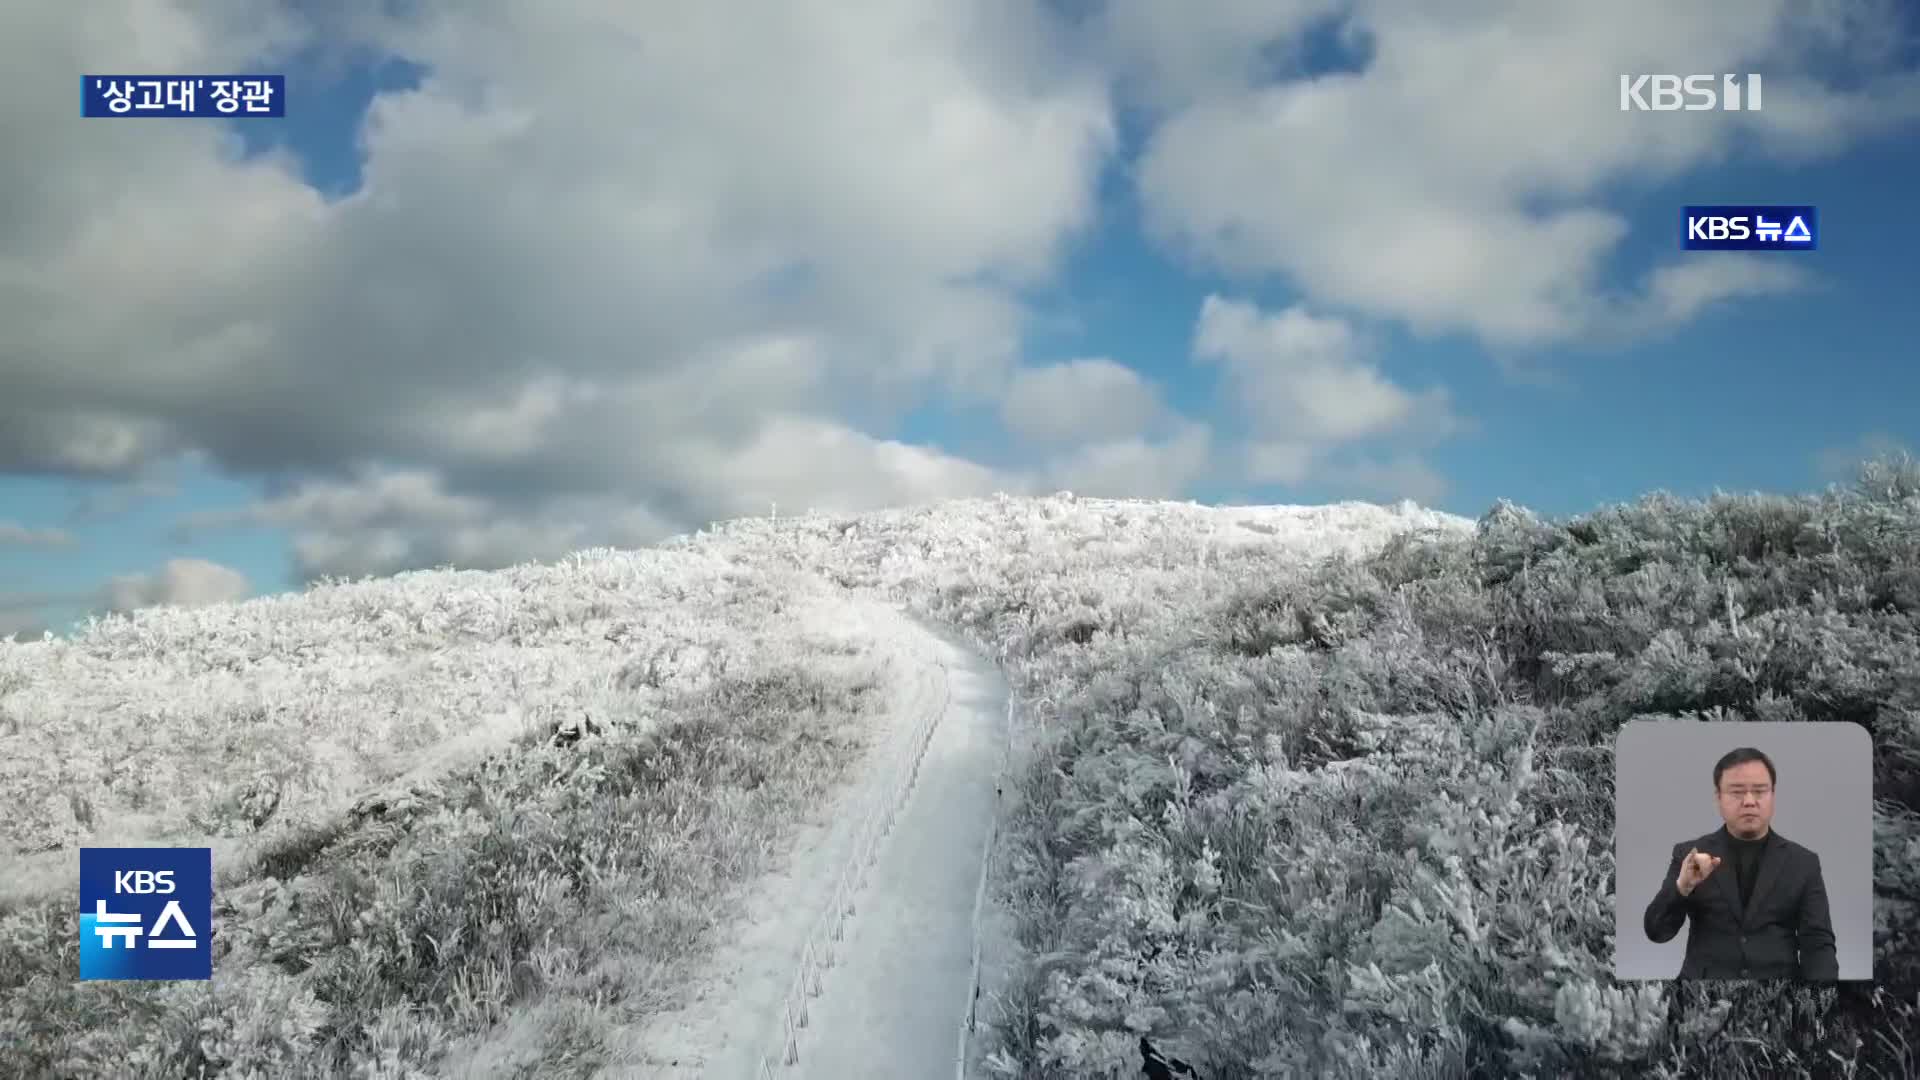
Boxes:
[790,620,1007,1080]
[606,599,1008,1079]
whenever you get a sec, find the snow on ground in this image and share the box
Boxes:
[789,618,1008,1080]
[603,596,964,1077]
[604,601,1011,1080]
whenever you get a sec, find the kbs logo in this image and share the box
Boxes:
[114,869,175,893]
[1681,205,1817,251]
[78,847,212,980]
[1621,74,1762,111]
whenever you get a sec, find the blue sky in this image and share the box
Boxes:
[3,2,1917,639]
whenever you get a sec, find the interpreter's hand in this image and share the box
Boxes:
[1676,848,1721,897]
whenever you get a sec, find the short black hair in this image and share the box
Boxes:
[1713,747,1776,789]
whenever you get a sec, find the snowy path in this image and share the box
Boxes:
[609,600,1008,1079]
[790,620,1007,1079]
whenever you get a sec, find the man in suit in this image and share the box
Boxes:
[1642,746,1839,979]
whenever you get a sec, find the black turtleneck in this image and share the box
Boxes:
[1727,828,1767,909]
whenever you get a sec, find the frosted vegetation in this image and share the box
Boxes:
[693,460,1920,1079]
[0,554,901,1076]
[2,454,1917,1078]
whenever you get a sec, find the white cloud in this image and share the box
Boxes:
[212,466,491,533]
[5,1,1914,580]
[1195,296,1462,483]
[675,416,1022,518]
[1001,358,1167,444]
[0,523,73,548]
[1244,440,1318,486]
[0,0,1114,572]
[1091,0,1346,110]
[0,613,50,642]
[0,590,68,641]
[1319,455,1451,504]
[0,413,185,477]
[1632,256,1810,331]
[1245,442,1450,501]
[104,558,251,612]
[1133,0,1920,346]
[1192,295,1463,496]
[1817,432,1913,481]
[185,437,1018,583]
[65,468,186,525]
[178,463,684,581]
[1039,423,1213,498]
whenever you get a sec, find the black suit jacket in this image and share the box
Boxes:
[1642,826,1838,980]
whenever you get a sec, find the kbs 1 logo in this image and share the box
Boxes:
[78,847,213,980]
[1621,74,1762,112]
[82,75,283,118]
[1682,206,1818,252]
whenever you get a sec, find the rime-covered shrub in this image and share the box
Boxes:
[685,466,1920,1079]
[11,470,1914,1077]
[0,558,893,1078]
